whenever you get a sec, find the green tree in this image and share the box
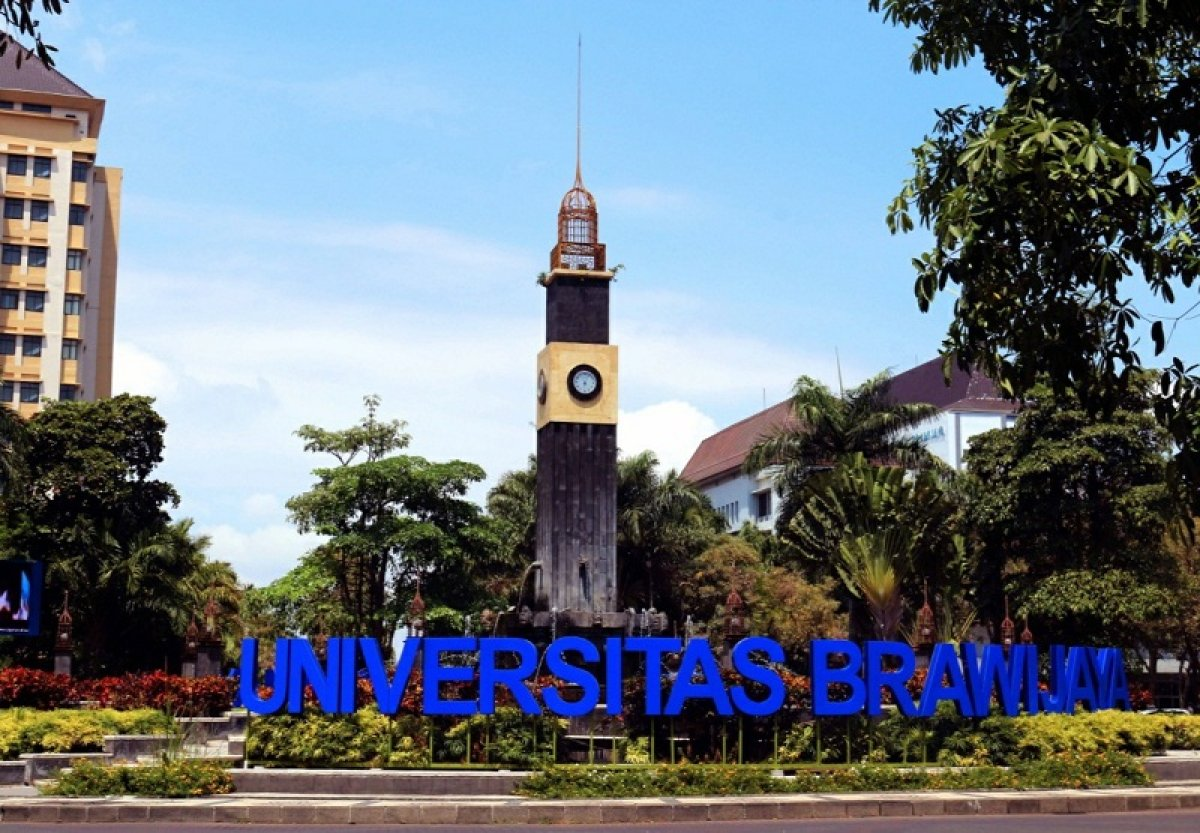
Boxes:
[242,559,348,662]
[960,387,1178,647]
[679,535,844,662]
[0,396,185,672]
[784,453,965,640]
[285,396,490,648]
[744,373,940,532]
[482,456,538,604]
[874,0,1200,497]
[615,451,724,621]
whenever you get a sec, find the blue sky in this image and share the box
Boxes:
[33,2,1003,585]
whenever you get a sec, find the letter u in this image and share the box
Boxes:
[238,637,289,714]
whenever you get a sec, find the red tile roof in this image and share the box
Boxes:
[0,37,91,98]
[679,357,1016,485]
[680,400,793,485]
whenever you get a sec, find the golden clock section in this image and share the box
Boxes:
[536,341,618,429]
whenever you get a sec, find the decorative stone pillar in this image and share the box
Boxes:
[999,596,1016,655]
[182,617,200,678]
[721,587,748,670]
[53,594,73,677]
[407,586,426,639]
[197,596,224,677]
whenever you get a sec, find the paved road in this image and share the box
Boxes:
[3,812,1200,832]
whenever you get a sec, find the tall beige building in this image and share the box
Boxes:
[0,43,119,416]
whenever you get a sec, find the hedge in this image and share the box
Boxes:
[517,753,1152,798]
[0,708,172,759]
[41,759,234,797]
[0,669,233,716]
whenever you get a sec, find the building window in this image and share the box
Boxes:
[21,102,51,114]
[3,198,22,219]
[61,338,79,360]
[29,200,48,222]
[63,294,82,315]
[0,101,12,110]
[66,249,83,270]
[0,335,13,355]
[0,290,16,309]
[1,245,20,266]
[6,155,26,176]
[24,291,44,313]
[58,384,77,401]
[71,160,89,182]
[752,490,772,521]
[19,382,39,403]
[716,500,740,529]
[0,381,11,402]
[68,204,86,225]
[32,157,51,178]
[27,246,47,267]
[21,335,41,357]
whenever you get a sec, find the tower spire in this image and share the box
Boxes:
[575,34,583,188]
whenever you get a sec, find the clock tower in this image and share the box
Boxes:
[532,158,621,623]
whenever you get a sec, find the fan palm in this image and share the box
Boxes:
[837,529,912,641]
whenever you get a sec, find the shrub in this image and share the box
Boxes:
[440,708,564,766]
[1013,751,1152,788]
[42,759,234,797]
[0,708,172,759]
[516,753,1149,799]
[0,669,234,716]
[1005,711,1192,761]
[0,669,74,709]
[247,708,432,768]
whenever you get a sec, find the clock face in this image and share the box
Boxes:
[568,364,601,400]
[537,369,547,404]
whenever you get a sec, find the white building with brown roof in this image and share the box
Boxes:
[680,357,1017,531]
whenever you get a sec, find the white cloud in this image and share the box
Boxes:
[112,341,178,399]
[201,523,322,588]
[102,20,138,37]
[82,38,106,72]
[242,493,281,519]
[619,401,717,473]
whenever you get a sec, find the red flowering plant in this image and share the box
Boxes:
[0,667,75,709]
[0,668,234,716]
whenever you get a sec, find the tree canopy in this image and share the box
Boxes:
[0,396,231,673]
[873,0,1200,497]
[285,396,491,647]
[959,383,1178,647]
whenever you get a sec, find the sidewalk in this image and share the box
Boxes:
[2,783,1200,824]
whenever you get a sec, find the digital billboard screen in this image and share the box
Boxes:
[0,560,42,636]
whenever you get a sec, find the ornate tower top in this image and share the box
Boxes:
[551,37,606,273]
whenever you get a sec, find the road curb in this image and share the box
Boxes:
[2,785,1200,824]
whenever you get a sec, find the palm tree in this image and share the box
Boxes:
[616,451,724,619]
[743,372,941,532]
[836,530,911,641]
[483,456,538,603]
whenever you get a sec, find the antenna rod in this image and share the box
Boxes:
[835,347,845,397]
[576,35,583,184]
